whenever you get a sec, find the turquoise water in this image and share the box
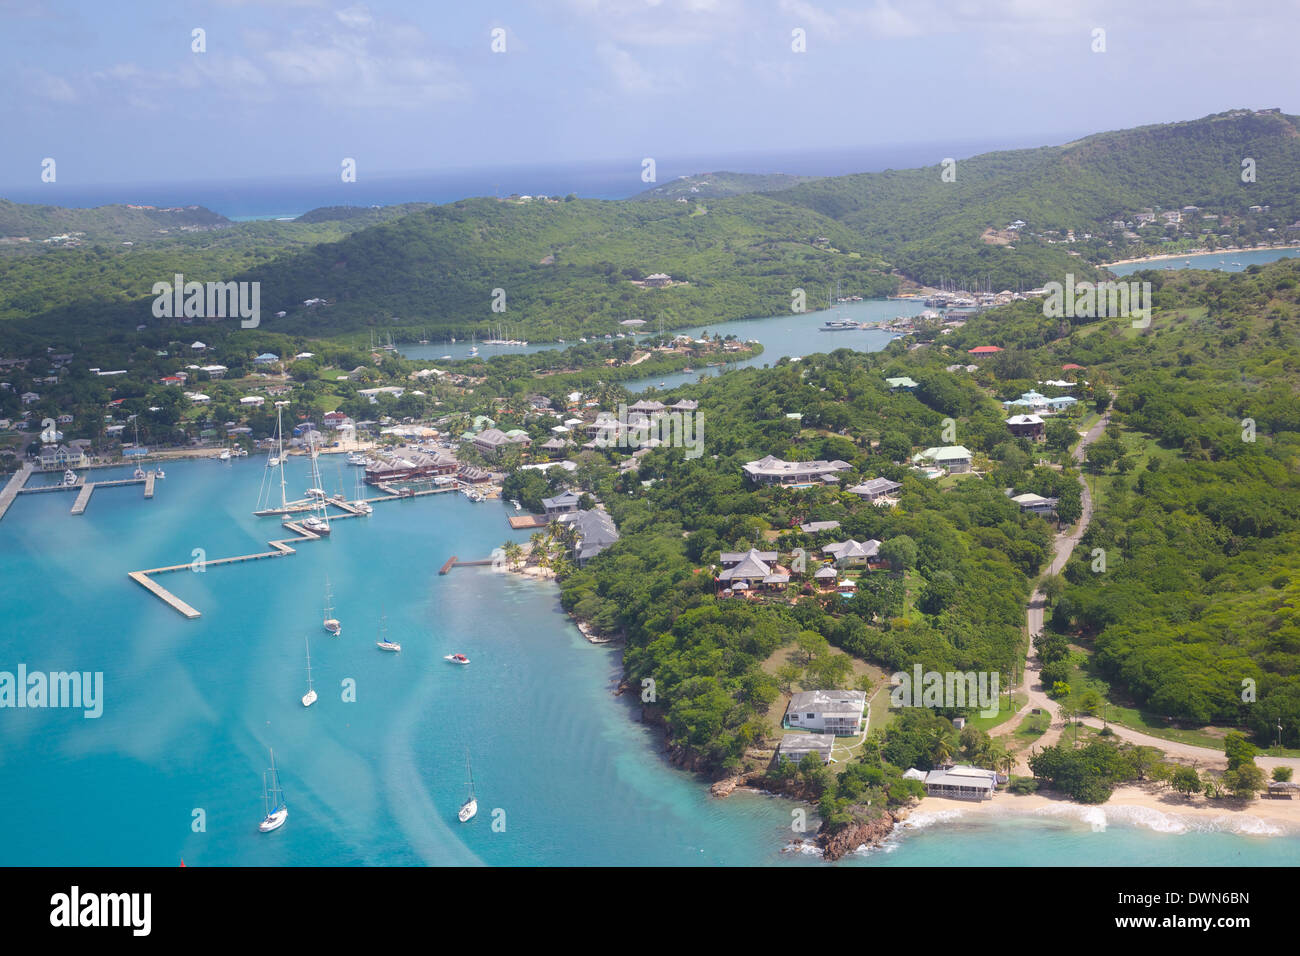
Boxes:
[401,297,926,394]
[2,457,1296,865]
[1106,246,1299,277]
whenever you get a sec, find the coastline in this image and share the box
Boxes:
[906,785,1299,836]
[1100,243,1300,269]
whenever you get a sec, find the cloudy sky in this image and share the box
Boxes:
[1,0,1296,189]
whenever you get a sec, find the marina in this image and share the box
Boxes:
[0,464,158,520]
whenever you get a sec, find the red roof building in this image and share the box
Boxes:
[968,346,1004,354]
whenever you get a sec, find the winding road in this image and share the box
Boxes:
[993,410,1300,775]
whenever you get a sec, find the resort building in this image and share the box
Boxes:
[923,765,999,801]
[912,446,973,473]
[823,539,882,568]
[473,427,532,458]
[776,734,835,765]
[799,520,841,534]
[717,548,789,592]
[541,490,582,516]
[1005,414,1046,440]
[1011,492,1058,516]
[742,455,852,486]
[557,509,620,564]
[784,690,867,735]
[847,477,901,501]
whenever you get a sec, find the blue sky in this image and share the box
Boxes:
[1,0,1297,190]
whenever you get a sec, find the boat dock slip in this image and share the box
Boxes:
[130,474,460,618]
[70,483,94,515]
[0,465,33,520]
[508,514,550,529]
[0,467,156,520]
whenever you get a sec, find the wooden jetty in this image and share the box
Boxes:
[70,483,94,515]
[508,514,550,529]
[439,556,458,575]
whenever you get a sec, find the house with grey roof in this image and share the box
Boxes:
[784,690,866,735]
[776,734,834,765]
[558,509,619,564]
[541,490,582,516]
[923,765,998,801]
[1011,492,1057,516]
[823,539,882,568]
[847,477,901,502]
[742,455,851,486]
[799,520,841,534]
[716,548,788,591]
[473,427,531,457]
[885,376,919,391]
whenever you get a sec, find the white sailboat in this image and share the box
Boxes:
[353,469,372,514]
[302,635,317,707]
[258,403,292,516]
[458,752,478,823]
[299,433,331,536]
[322,578,342,636]
[258,749,289,832]
[376,610,401,652]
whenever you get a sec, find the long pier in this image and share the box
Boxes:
[0,466,158,520]
[130,478,477,619]
[0,464,33,520]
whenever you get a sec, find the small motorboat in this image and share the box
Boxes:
[155,468,165,479]
[219,449,231,461]
[444,653,470,665]
[62,469,77,486]
[133,467,145,480]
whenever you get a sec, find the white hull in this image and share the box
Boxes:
[259,807,288,832]
[324,620,341,636]
[459,798,477,823]
[377,641,401,652]
[444,655,470,665]
[302,689,317,707]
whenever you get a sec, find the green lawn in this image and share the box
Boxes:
[966,691,1029,734]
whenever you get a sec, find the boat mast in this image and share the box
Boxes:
[276,403,287,510]
[304,636,314,694]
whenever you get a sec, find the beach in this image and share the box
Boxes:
[909,785,1300,836]
[1101,244,1300,269]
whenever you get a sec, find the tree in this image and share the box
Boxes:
[1273,767,1294,783]
[1223,731,1258,771]
[1039,573,1065,606]
[1171,765,1201,798]
[795,630,829,665]
[1222,763,1266,799]
[808,652,853,689]
[880,535,918,572]
[775,664,802,693]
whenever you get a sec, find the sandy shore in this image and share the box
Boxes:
[906,785,1299,836]
[1100,244,1300,268]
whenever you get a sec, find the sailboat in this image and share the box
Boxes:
[258,749,289,832]
[322,579,342,636]
[375,610,401,652]
[299,433,331,536]
[458,752,478,823]
[301,635,317,707]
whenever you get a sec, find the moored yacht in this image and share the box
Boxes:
[258,749,288,833]
[375,611,401,652]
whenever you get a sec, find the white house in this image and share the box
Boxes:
[912,445,972,473]
[784,690,866,735]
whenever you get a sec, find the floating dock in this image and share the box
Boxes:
[131,478,477,619]
[0,467,157,520]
